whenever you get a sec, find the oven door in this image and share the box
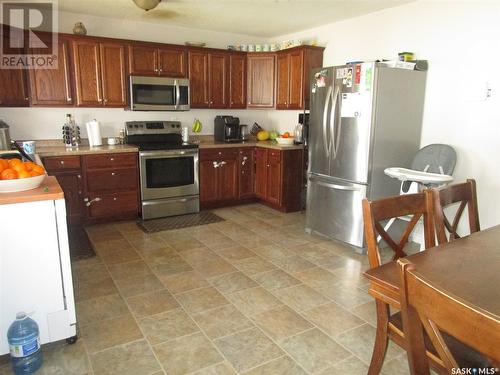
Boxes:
[130,76,190,111]
[139,149,199,200]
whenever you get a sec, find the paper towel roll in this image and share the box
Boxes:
[86,119,102,147]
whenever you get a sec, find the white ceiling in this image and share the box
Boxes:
[57,0,414,38]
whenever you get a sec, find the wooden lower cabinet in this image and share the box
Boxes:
[200,146,303,212]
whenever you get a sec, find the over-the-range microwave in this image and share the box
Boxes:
[129,76,190,111]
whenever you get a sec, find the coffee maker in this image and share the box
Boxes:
[214,116,241,143]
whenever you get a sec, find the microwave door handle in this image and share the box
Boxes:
[175,79,180,109]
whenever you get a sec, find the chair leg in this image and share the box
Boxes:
[368,300,390,375]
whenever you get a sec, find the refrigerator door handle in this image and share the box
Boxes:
[309,176,362,191]
[330,85,341,158]
[322,85,333,156]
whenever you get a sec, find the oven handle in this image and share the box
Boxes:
[139,149,199,157]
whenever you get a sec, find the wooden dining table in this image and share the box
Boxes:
[364,224,500,318]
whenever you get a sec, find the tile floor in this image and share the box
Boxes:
[0,204,414,375]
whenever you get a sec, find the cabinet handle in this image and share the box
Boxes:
[267,164,270,167]
[104,98,108,103]
[154,68,159,72]
[77,174,81,179]
[60,160,65,165]
[110,157,114,161]
[113,197,117,201]
[242,170,245,174]
[218,152,222,155]
[78,190,82,195]
[111,172,116,176]
[25,97,29,101]
[219,161,227,166]
[67,97,72,102]
[84,197,101,207]
[213,161,219,168]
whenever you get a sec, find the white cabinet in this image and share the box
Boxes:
[0,198,76,354]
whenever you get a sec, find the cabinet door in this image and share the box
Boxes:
[100,42,127,107]
[276,53,290,109]
[218,159,238,200]
[229,54,246,109]
[266,151,282,205]
[288,49,305,109]
[247,54,275,108]
[87,191,138,219]
[54,172,83,224]
[254,148,268,199]
[128,45,157,75]
[238,148,254,198]
[209,52,229,108]
[200,160,218,203]
[188,51,209,108]
[73,40,103,106]
[158,47,187,77]
[0,68,29,107]
[29,39,73,106]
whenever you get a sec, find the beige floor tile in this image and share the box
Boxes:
[139,246,179,265]
[92,238,133,256]
[209,272,257,294]
[227,287,282,316]
[335,323,405,364]
[100,247,141,265]
[34,340,90,375]
[214,246,256,262]
[72,258,109,284]
[81,314,143,354]
[89,339,161,375]
[201,236,239,249]
[351,300,377,327]
[159,270,209,294]
[252,305,312,341]
[273,284,329,312]
[293,267,340,290]
[252,269,301,290]
[150,257,193,277]
[169,238,206,252]
[179,247,220,266]
[139,308,199,345]
[271,255,316,273]
[129,235,167,252]
[126,289,179,317]
[192,362,236,374]
[153,332,223,375]
[303,302,365,337]
[158,229,193,243]
[381,353,411,375]
[235,236,273,249]
[319,356,368,375]
[86,228,124,243]
[107,260,152,281]
[113,273,164,298]
[76,293,129,327]
[252,244,294,260]
[176,287,229,314]
[193,258,236,278]
[318,285,372,309]
[233,256,277,276]
[242,355,307,375]
[214,327,283,373]
[74,276,118,302]
[192,304,254,339]
[281,328,351,373]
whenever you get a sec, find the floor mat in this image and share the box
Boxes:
[138,212,225,233]
[68,225,95,261]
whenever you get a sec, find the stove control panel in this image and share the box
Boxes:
[125,121,182,136]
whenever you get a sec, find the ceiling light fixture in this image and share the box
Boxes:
[133,0,162,11]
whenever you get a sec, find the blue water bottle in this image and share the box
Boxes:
[7,312,43,374]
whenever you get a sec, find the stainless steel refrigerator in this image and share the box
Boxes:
[305,62,427,250]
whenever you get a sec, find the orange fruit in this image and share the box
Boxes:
[0,159,8,171]
[1,168,18,180]
[11,163,26,173]
[18,170,31,179]
[31,165,45,175]
[282,132,290,138]
[8,158,22,167]
[23,161,35,171]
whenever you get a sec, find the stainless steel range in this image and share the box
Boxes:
[125,121,199,220]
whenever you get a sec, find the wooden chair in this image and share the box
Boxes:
[397,258,500,375]
[432,179,480,244]
[362,191,436,374]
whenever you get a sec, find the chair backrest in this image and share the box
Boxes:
[411,144,457,175]
[397,258,500,374]
[362,191,435,269]
[432,179,480,245]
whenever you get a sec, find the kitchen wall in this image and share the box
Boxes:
[267,0,500,230]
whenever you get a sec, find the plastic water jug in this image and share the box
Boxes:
[7,312,43,374]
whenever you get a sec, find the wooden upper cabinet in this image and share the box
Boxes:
[0,68,29,107]
[73,38,127,107]
[229,54,246,109]
[158,47,186,77]
[288,50,305,109]
[276,53,290,109]
[188,51,209,108]
[128,45,157,75]
[29,38,73,106]
[208,52,229,109]
[72,39,102,106]
[100,42,127,106]
[247,53,275,108]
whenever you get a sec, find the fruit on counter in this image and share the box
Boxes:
[282,132,291,138]
[256,130,270,141]
[192,118,202,133]
[0,159,45,180]
[269,131,279,140]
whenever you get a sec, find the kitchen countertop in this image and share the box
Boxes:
[0,176,64,205]
[37,144,139,157]
[195,138,304,151]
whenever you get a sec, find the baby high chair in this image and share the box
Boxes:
[380,144,457,247]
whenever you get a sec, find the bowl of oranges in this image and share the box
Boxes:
[0,157,47,193]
